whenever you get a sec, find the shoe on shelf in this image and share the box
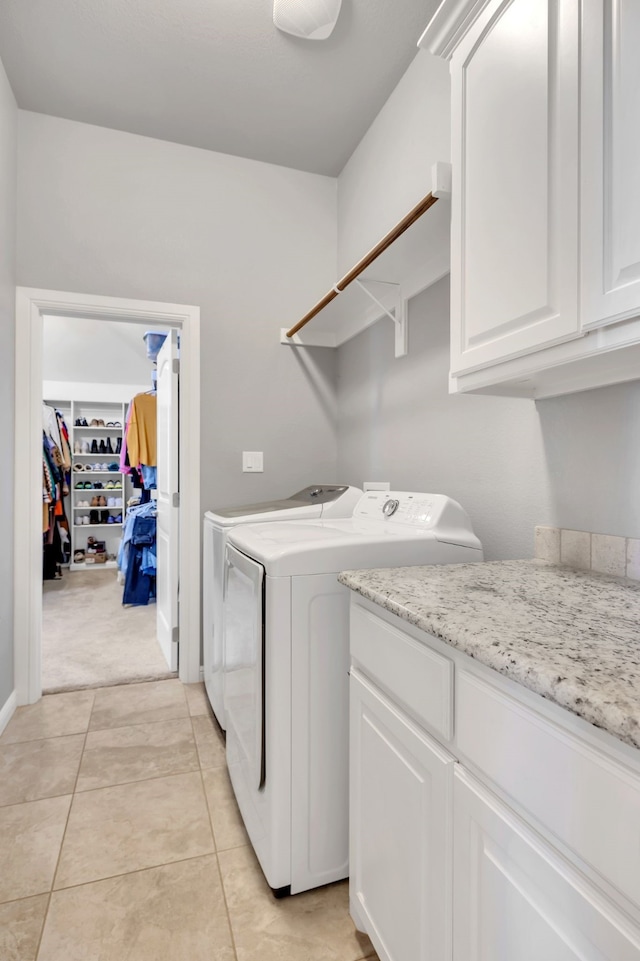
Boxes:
[105,437,114,454]
[90,495,99,507]
[98,495,107,507]
[90,439,98,454]
[107,515,115,524]
[83,481,93,489]
[73,440,82,454]
[81,440,90,453]
[114,514,123,524]
[73,464,84,472]
[114,481,122,489]
[115,498,123,508]
[97,419,105,427]
[74,481,84,489]
[97,439,105,454]
[89,510,99,524]
[105,480,115,490]
[115,437,122,454]
[107,497,116,508]
[100,463,109,470]
[73,550,85,562]
[89,419,99,427]
[100,510,108,523]
[93,481,103,489]
[108,462,119,471]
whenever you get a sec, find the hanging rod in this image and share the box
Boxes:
[285,190,440,339]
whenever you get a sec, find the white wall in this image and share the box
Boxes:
[337,50,450,272]
[42,316,172,386]
[0,58,16,712]
[18,112,340,512]
[336,280,552,559]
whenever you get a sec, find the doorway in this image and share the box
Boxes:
[14,287,201,705]
[42,320,179,691]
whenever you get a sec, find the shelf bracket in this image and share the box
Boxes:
[354,279,408,358]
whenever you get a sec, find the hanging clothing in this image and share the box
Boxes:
[126,393,157,470]
[42,406,71,577]
[119,506,158,606]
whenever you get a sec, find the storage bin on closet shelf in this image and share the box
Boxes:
[143,330,180,362]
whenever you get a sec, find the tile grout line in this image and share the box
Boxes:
[40,850,222,897]
[192,713,241,961]
[34,709,93,961]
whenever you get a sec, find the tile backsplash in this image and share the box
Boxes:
[535,526,640,581]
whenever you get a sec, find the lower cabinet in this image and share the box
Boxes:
[349,599,640,961]
[453,768,640,961]
[349,668,454,961]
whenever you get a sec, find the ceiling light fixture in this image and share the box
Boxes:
[273,0,343,40]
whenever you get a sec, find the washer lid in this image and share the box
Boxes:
[205,485,360,528]
[227,492,483,576]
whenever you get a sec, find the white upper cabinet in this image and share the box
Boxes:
[421,0,640,398]
[581,0,640,331]
[450,0,580,375]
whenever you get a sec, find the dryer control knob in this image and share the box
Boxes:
[382,498,399,517]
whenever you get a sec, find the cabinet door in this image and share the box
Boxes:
[350,668,454,961]
[581,0,640,330]
[450,0,580,376]
[453,768,640,961]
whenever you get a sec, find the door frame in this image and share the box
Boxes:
[14,286,201,703]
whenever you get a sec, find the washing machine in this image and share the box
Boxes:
[223,490,483,895]
[202,485,362,728]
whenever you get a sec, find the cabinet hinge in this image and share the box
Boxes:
[172,492,180,508]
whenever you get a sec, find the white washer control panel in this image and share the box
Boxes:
[353,491,448,528]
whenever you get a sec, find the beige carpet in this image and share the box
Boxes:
[42,570,176,693]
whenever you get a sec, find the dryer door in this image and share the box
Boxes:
[224,545,265,790]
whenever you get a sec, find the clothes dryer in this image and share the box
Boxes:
[223,490,483,895]
[202,485,362,728]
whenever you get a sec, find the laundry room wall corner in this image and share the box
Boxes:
[0,53,17,720]
[16,112,340,515]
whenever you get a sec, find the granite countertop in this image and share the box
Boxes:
[338,560,640,749]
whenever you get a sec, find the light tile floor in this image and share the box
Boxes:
[0,679,377,961]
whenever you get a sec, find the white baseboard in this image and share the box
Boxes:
[0,690,17,736]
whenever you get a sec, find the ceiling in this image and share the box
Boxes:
[0,0,437,176]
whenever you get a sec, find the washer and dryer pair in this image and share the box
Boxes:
[203,487,483,897]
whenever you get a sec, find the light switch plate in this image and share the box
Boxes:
[243,451,264,472]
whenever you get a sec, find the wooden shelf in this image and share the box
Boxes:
[281,163,451,355]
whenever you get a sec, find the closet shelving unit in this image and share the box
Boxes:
[66,401,132,571]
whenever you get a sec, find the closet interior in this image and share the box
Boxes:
[41,321,176,693]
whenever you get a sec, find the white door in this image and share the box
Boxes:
[156,329,179,670]
[581,0,640,330]
[350,668,454,961]
[449,0,580,375]
[453,767,640,961]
